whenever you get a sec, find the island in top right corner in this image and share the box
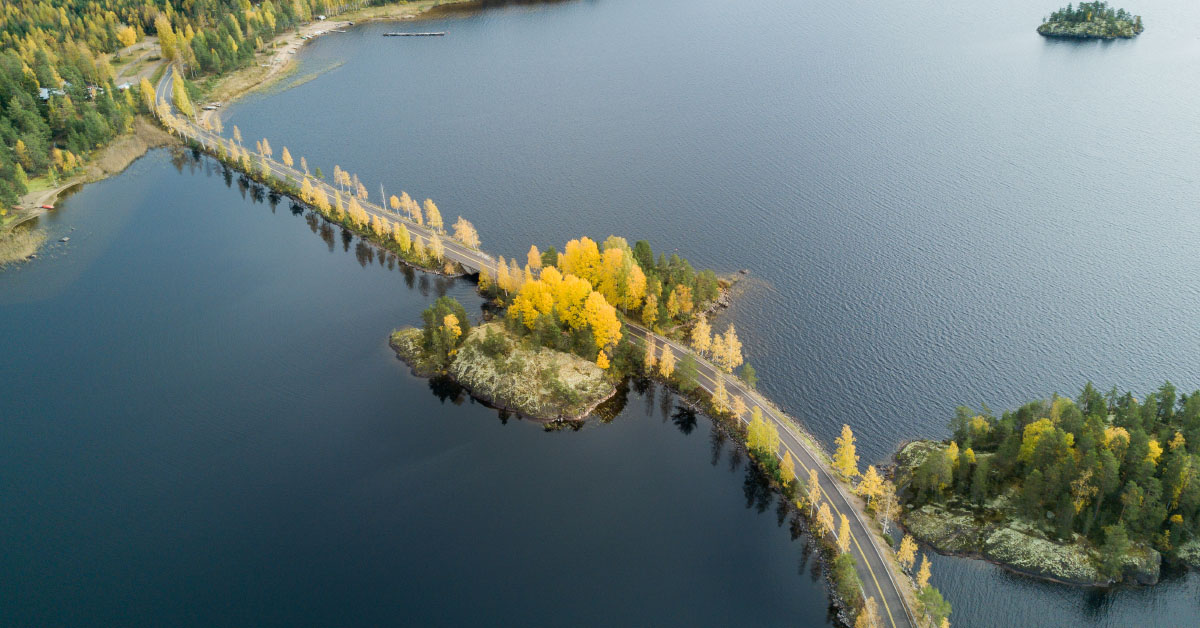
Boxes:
[1039,1,1144,39]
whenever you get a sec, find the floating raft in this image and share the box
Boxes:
[383,32,445,37]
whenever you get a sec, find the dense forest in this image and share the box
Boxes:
[1039,2,1143,39]
[908,382,1200,577]
[0,0,385,208]
[478,236,743,381]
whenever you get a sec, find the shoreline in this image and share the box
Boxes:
[3,1,471,239]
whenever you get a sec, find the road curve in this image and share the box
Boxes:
[156,66,914,628]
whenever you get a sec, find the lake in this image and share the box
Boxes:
[4,0,1200,625]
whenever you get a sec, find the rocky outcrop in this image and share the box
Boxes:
[392,323,615,421]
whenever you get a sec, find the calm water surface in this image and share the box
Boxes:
[5,0,1200,625]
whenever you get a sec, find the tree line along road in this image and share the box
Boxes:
[156,65,915,628]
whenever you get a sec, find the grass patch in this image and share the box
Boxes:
[0,226,47,266]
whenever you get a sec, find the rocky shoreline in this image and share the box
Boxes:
[894,440,1170,587]
[391,323,615,421]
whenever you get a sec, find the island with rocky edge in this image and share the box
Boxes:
[1038,2,1143,39]
[894,383,1200,587]
[391,296,616,421]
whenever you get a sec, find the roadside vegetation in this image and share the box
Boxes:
[1038,2,1143,39]
[896,382,1200,585]
[0,0,413,209]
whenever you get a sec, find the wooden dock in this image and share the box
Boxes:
[383,32,445,37]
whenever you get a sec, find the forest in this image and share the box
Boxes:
[473,235,744,383]
[0,0,387,208]
[907,382,1200,577]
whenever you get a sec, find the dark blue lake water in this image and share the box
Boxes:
[4,0,1200,625]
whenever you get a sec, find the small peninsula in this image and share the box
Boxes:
[1038,2,1144,39]
[894,383,1200,586]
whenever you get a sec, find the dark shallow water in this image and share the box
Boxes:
[5,0,1200,624]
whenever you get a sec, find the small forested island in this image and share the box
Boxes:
[392,236,741,421]
[1038,2,1144,39]
[895,382,1200,586]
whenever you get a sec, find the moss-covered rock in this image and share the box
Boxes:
[393,322,615,421]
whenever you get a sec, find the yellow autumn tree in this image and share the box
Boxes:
[312,187,329,212]
[833,424,860,480]
[691,316,712,355]
[807,469,821,517]
[643,341,657,373]
[527,245,542,274]
[780,450,796,484]
[857,465,883,508]
[172,71,194,118]
[666,284,693,319]
[897,535,918,571]
[155,15,177,61]
[712,324,743,372]
[116,25,137,48]
[560,237,602,285]
[855,597,880,628]
[424,199,443,232]
[711,378,730,414]
[429,234,445,261]
[658,345,676,378]
[836,514,851,554]
[731,394,747,419]
[392,222,411,252]
[583,291,621,350]
[452,216,480,248]
[816,501,834,538]
[443,314,462,342]
[746,406,780,454]
[916,554,932,588]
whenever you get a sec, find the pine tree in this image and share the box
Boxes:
[833,424,860,480]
